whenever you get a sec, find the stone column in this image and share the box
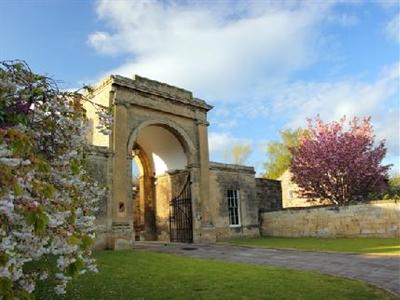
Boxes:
[196,120,216,242]
[110,100,133,249]
[188,165,201,241]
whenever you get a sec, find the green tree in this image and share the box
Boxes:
[264,129,304,179]
[369,173,400,200]
[225,143,252,165]
[389,174,400,187]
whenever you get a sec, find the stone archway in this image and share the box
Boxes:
[127,118,196,164]
[85,75,214,249]
[128,122,193,242]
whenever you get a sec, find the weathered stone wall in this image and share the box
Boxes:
[154,170,189,241]
[85,146,113,250]
[260,200,400,238]
[279,170,330,208]
[209,162,260,241]
[256,178,282,212]
[154,174,171,241]
[83,80,112,148]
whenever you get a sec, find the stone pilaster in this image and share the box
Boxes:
[196,119,216,242]
[110,101,133,249]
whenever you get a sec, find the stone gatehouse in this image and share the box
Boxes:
[85,74,280,250]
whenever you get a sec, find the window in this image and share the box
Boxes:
[227,190,241,226]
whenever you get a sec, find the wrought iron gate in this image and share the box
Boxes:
[169,175,193,243]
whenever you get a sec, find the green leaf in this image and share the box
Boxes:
[24,208,49,235]
[0,253,8,266]
[33,181,56,199]
[37,160,50,173]
[81,235,94,251]
[0,277,14,300]
[66,259,84,277]
[68,234,81,246]
[35,212,49,234]
[68,233,93,251]
[13,183,23,196]
[14,290,34,300]
[9,134,32,157]
[70,159,80,175]
[42,184,56,198]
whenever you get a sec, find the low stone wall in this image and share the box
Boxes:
[260,200,400,238]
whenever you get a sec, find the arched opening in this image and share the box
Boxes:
[131,124,193,242]
[131,146,156,241]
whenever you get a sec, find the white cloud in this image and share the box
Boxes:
[88,32,115,54]
[272,63,400,156]
[376,0,399,10]
[327,13,359,27]
[374,109,399,154]
[212,118,239,130]
[88,0,336,101]
[385,13,400,42]
[208,132,252,161]
[88,0,399,171]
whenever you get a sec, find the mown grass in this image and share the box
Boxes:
[35,250,395,300]
[228,237,400,255]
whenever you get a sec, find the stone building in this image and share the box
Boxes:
[279,169,330,208]
[85,74,280,249]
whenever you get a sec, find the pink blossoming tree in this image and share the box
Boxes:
[290,116,390,206]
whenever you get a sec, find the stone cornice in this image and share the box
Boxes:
[87,76,114,97]
[109,74,213,111]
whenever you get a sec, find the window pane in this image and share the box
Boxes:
[227,189,240,226]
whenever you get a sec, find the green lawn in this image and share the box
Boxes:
[228,237,400,255]
[35,250,395,300]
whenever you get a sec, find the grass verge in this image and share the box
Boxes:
[35,250,396,300]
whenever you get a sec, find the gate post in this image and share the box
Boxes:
[110,100,134,249]
[195,120,216,243]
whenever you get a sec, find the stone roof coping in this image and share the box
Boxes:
[261,199,399,213]
[255,177,281,183]
[91,74,213,111]
[209,161,255,173]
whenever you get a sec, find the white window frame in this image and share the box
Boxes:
[227,189,241,227]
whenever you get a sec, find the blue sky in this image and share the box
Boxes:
[1,0,399,175]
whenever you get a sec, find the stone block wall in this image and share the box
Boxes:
[208,162,260,241]
[279,170,330,208]
[260,200,400,238]
[155,170,189,241]
[256,178,282,212]
[85,146,113,249]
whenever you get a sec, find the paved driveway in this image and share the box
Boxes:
[133,242,400,297]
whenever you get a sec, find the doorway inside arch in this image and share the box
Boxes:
[131,125,193,242]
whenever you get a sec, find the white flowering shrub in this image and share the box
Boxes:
[0,61,111,298]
